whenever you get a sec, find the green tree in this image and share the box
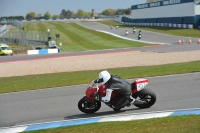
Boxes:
[75,9,89,18]
[60,9,73,18]
[44,12,52,19]
[101,8,116,16]
[37,13,42,19]
[52,14,60,19]
[26,12,36,20]
[60,9,66,18]
[115,9,125,15]
[65,10,74,18]
[125,8,131,15]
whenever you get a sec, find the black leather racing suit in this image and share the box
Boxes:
[107,75,132,109]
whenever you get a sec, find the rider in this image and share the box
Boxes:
[96,70,135,109]
[125,29,128,35]
[133,27,136,33]
[138,30,142,40]
[116,24,118,29]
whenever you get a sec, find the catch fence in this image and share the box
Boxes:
[0,30,48,45]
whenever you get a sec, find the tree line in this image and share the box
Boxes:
[0,16,25,21]
[1,8,131,21]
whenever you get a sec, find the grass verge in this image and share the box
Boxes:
[22,22,150,52]
[97,20,200,38]
[24,115,200,133]
[0,61,200,94]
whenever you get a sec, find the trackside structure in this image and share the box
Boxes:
[118,0,200,28]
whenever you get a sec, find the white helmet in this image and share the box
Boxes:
[98,70,111,85]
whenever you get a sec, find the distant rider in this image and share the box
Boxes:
[116,24,118,29]
[133,27,136,33]
[125,29,128,36]
[138,30,142,40]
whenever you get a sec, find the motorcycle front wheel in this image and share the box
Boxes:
[78,96,101,114]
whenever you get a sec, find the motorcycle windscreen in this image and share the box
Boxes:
[134,79,148,91]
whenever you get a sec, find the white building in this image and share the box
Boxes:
[122,0,200,26]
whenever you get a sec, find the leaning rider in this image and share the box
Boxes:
[96,70,135,110]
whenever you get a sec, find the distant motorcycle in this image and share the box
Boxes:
[138,34,142,40]
[138,31,142,40]
[125,30,128,36]
[78,78,156,113]
[133,28,136,33]
[116,25,118,29]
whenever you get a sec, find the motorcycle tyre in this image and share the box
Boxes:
[78,96,101,114]
[132,89,156,108]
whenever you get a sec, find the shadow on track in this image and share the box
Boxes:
[64,107,148,120]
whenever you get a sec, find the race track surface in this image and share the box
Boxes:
[0,73,200,127]
[79,21,200,45]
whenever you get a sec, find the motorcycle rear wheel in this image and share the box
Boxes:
[78,96,101,114]
[132,88,156,108]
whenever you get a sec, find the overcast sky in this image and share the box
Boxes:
[0,0,145,17]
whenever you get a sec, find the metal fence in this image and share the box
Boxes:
[12,21,23,28]
[0,21,48,46]
[0,30,48,45]
[0,21,23,28]
[0,24,7,33]
[0,24,8,37]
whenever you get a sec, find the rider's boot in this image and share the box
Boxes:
[126,95,136,107]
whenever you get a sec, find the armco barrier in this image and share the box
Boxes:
[114,19,194,29]
[27,49,59,55]
[0,108,199,133]
[125,22,194,29]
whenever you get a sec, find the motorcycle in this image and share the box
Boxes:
[138,33,142,40]
[78,78,156,114]
[125,30,128,36]
[133,28,136,34]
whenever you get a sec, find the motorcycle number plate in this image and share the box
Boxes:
[135,79,148,91]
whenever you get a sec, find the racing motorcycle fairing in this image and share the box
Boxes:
[132,79,148,93]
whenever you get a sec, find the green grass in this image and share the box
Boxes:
[22,22,150,52]
[9,44,32,54]
[98,20,200,38]
[24,115,200,133]
[1,60,200,94]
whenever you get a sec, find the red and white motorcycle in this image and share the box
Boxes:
[78,78,156,113]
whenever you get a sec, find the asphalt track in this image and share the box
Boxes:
[79,21,200,45]
[0,73,200,127]
[0,22,200,128]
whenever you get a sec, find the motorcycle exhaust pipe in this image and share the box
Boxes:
[133,99,146,105]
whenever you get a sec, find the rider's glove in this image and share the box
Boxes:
[94,80,98,83]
